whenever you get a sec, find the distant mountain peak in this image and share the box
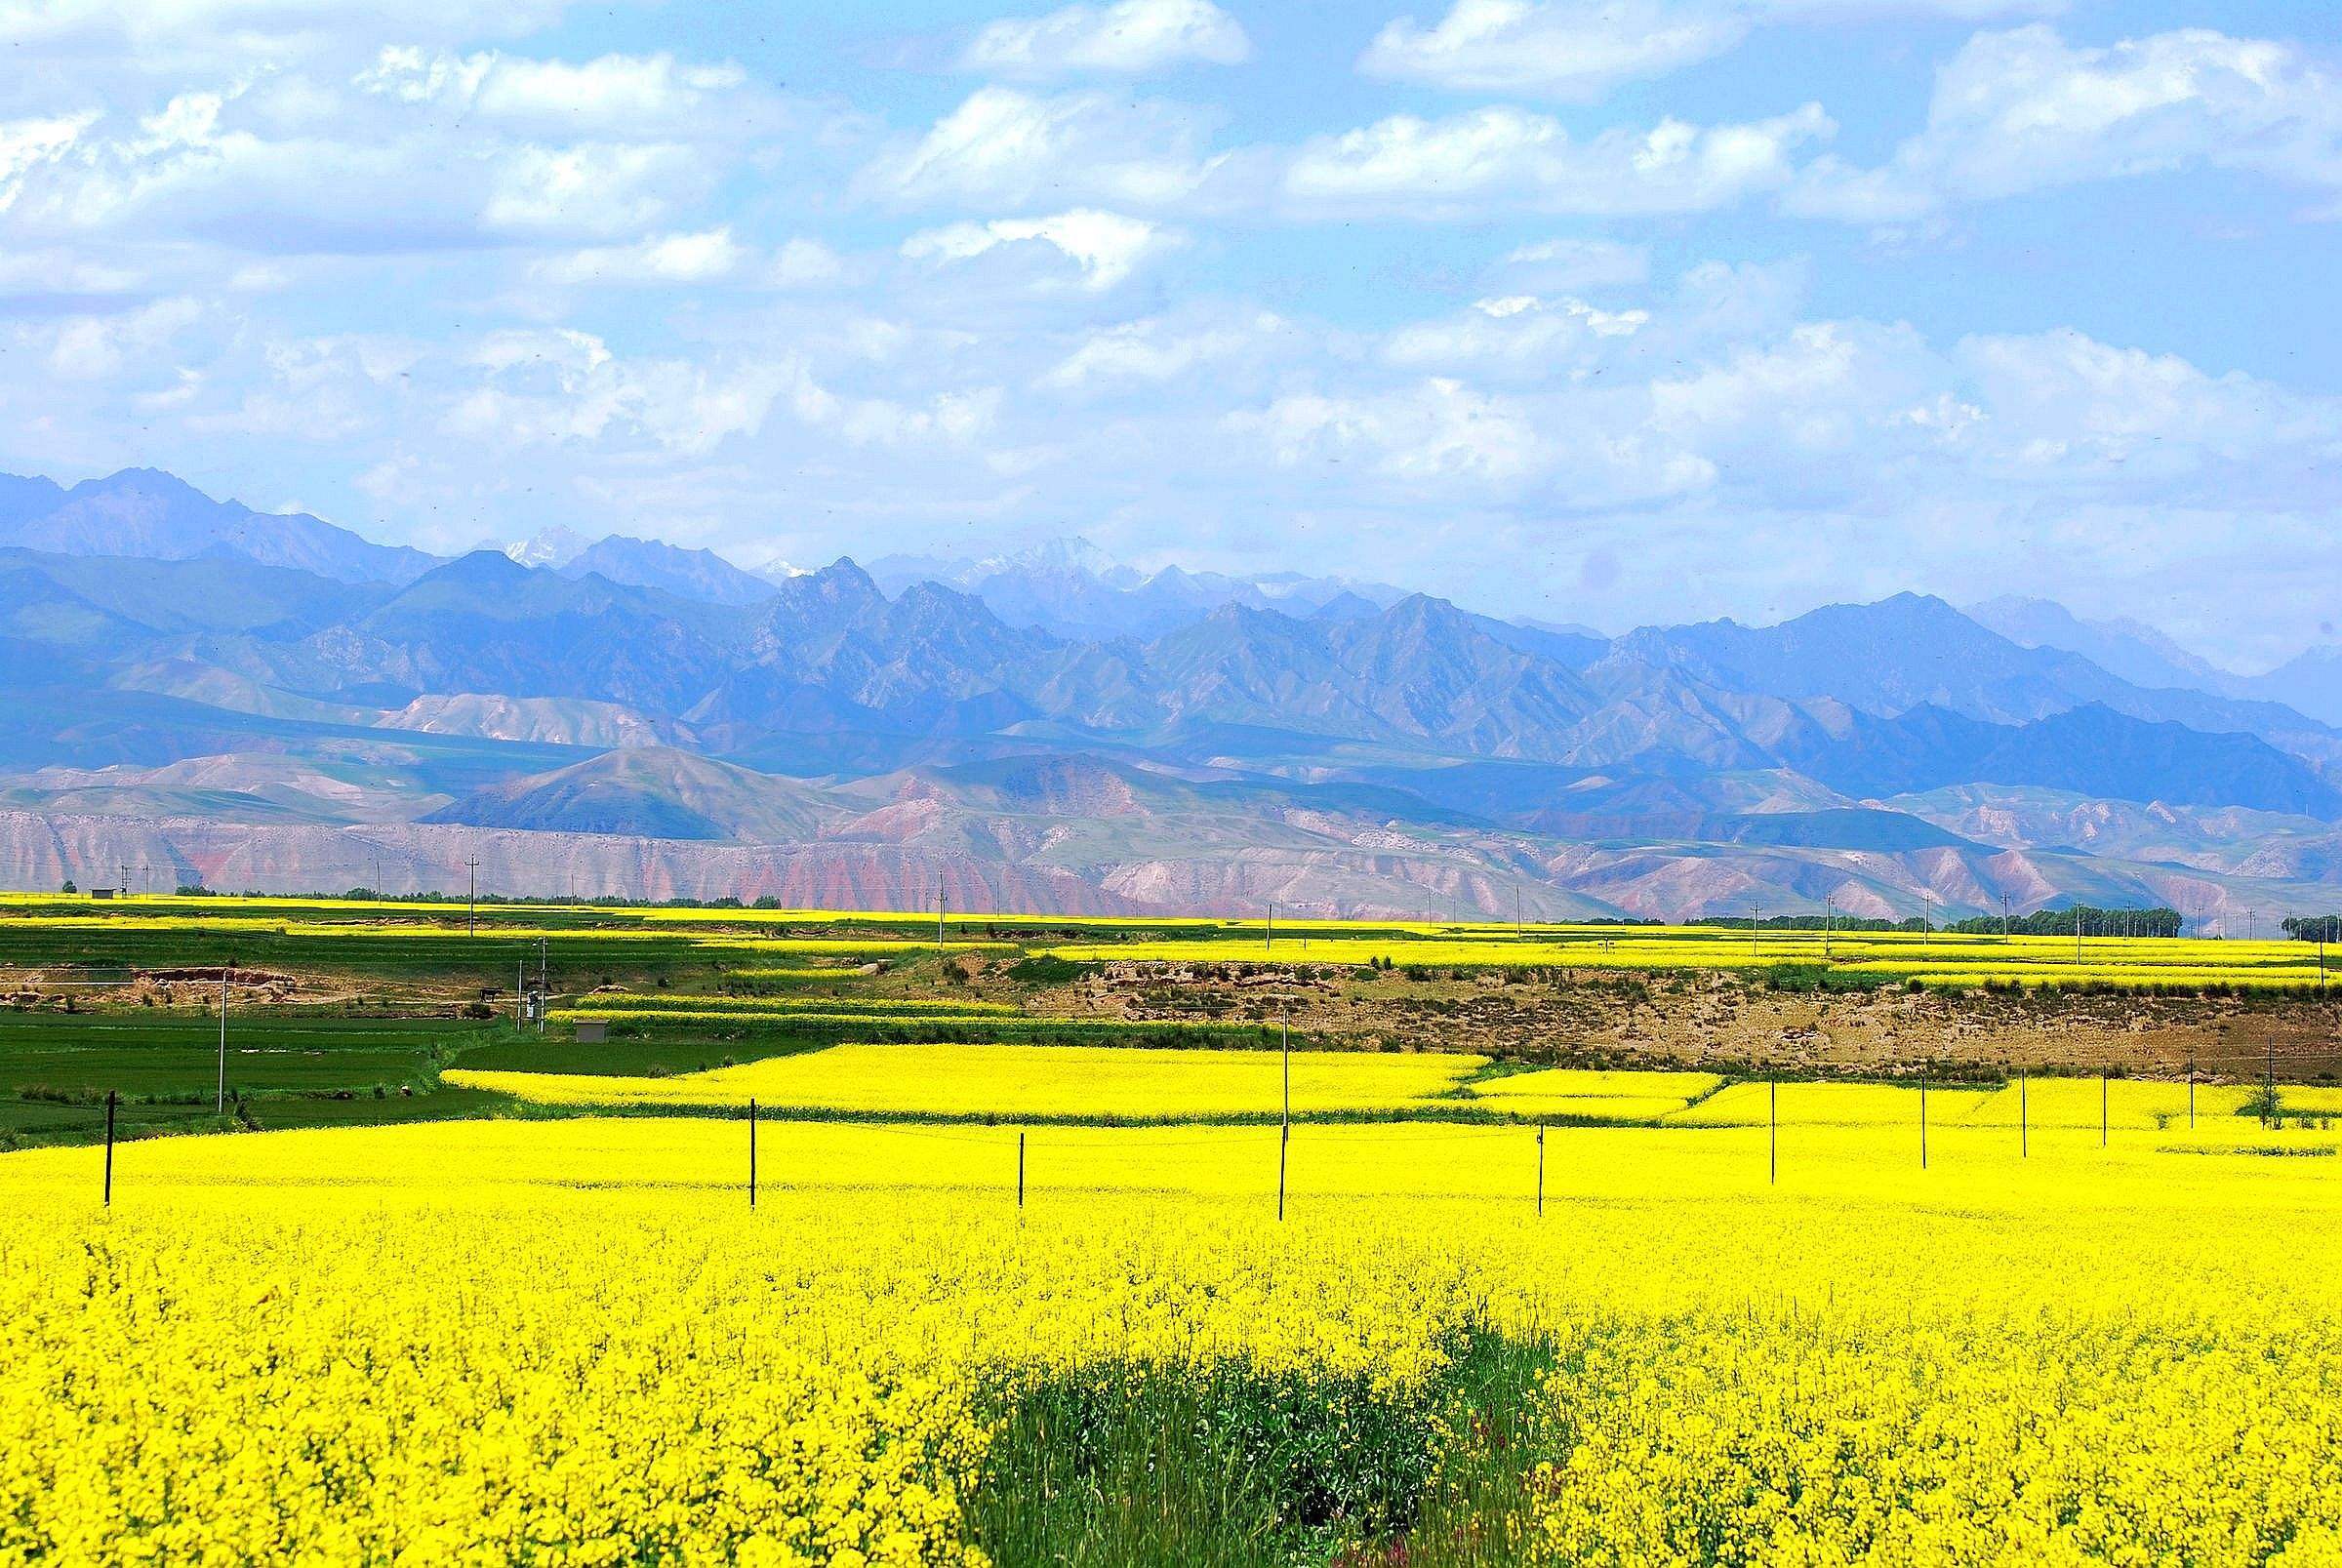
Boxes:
[977,535,1120,579]
[502,525,588,569]
[561,534,774,607]
[425,548,535,586]
[0,465,439,584]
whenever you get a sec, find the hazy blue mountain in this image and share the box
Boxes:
[688,560,1051,742]
[0,474,66,531]
[3,468,2340,924]
[868,536,1405,641]
[1618,592,2342,768]
[0,469,439,583]
[1779,703,2342,817]
[0,547,387,641]
[294,551,751,713]
[562,536,777,607]
[1964,594,2235,697]
[2243,646,2342,728]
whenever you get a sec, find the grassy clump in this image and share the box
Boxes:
[1007,953,1089,985]
[1763,962,1895,993]
[967,1329,1559,1566]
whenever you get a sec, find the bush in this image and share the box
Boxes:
[1007,954,1086,985]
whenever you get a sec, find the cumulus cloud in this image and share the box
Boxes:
[1494,237,1651,292]
[1360,0,2062,100]
[901,210,1180,291]
[354,47,751,134]
[1283,102,1834,218]
[1789,25,2342,222]
[0,46,774,253]
[1039,306,1293,391]
[1384,294,1648,381]
[963,0,1249,77]
[860,86,1234,210]
[1233,377,1548,487]
[533,229,748,287]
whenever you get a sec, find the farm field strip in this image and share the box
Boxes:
[3,894,2332,994]
[448,1052,2315,1131]
[563,994,1023,1017]
[449,1042,1485,1119]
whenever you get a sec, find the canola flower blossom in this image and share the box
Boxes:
[6,1106,2342,1561]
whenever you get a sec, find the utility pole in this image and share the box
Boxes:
[466,855,479,937]
[1751,905,1759,960]
[1824,896,1834,961]
[217,964,229,1115]
[2076,904,2082,960]
[1919,891,1931,952]
[1281,1005,1291,1127]
[2003,893,2012,943]
[1266,901,1273,951]
[937,887,948,955]
[538,935,548,1033]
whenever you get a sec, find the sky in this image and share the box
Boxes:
[1,0,2337,668]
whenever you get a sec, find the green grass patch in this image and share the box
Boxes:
[966,1327,1557,1567]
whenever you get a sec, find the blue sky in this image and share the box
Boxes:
[1,0,2337,666]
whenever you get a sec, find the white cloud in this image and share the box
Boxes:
[1495,237,1650,291]
[1789,25,2342,222]
[1360,0,2061,101]
[1385,294,1648,376]
[1284,102,1833,218]
[963,0,1250,77]
[354,47,751,134]
[1955,328,2341,484]
[447,328,793,456]
[1233,378,1547,486]
[481,144,707,238]
[1,52,757,252]
[1040,307,1291,390]
[42,296,204,380]
[0,0,577,79]
[1362,0,1747,102]
[901,210,1180,290]
[769,238,848,290]
[534,228,747,287]
[860,86,1233,210]
[0,113,96,213]
[1651,320,1946,460]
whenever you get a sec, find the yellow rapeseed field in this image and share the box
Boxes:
[449,1042,1483,1118]
[6,1112,2342,1561]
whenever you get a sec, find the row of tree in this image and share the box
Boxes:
[1693,905,2185,938]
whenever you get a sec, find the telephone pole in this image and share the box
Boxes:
[217,963,229,1115]
[465,854,479,936]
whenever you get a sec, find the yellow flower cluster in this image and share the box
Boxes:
[5,1105,2341,1561]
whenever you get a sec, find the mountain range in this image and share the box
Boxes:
[1,465,2338,927]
